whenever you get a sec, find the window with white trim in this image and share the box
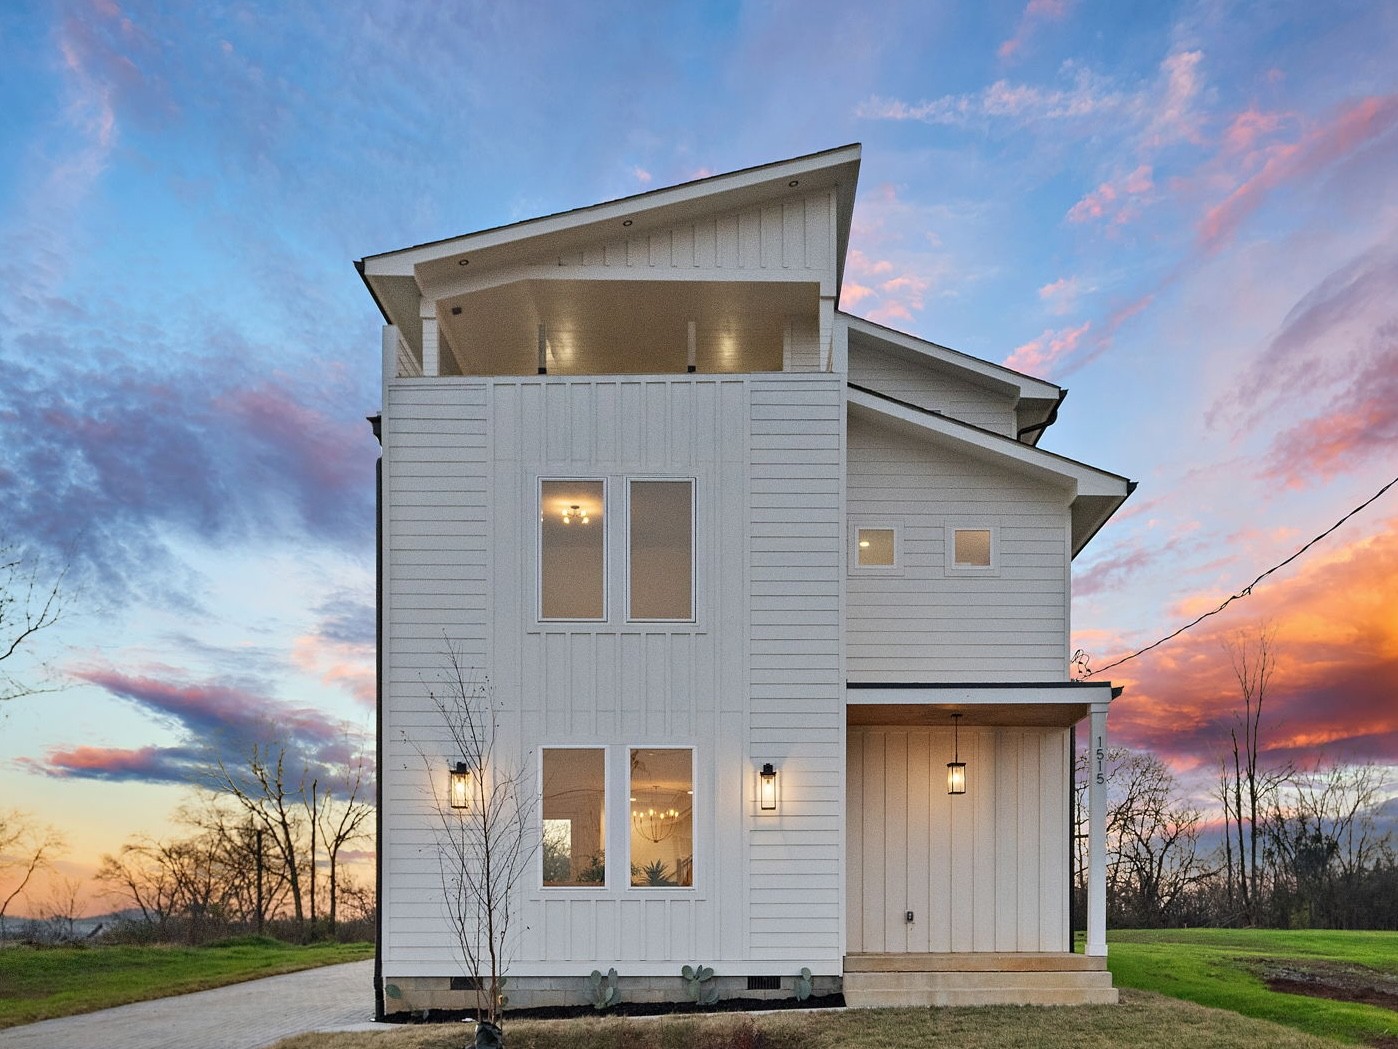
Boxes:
[854,526,897,568]
[629,747,694,887]
[946,526,996,572]
[627,479,694,621]
[539,479,606,620]
[541,748,606,887]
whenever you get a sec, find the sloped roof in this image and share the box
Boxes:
[358,144,862,317]
[846,384,1134,556]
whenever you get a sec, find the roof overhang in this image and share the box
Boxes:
[847,681,1115,729]
[843,314,1064,444]
[847,385,1134,557]
[358,144,862,325]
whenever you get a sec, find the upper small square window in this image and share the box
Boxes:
[856,527,896,567]
[952,528,993,568]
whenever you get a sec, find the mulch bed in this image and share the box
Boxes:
[1254,958,1398,1013]
[385,993,846,1024]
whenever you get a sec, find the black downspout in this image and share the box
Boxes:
[369,413,385,1021]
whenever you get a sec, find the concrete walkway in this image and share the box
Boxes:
[0,959,385,1049]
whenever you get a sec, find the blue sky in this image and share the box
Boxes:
[2,0,1396,903]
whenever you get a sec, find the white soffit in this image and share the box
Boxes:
[361,143,862,290]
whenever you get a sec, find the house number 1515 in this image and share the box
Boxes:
[1094,736,1105,785]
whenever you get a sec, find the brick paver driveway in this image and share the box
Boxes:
[0,959,381,1049]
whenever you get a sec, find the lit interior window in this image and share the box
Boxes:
[542,749,605,887]
[856,527,895,567]
[953,528,992,567]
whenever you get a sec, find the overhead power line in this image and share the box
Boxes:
[1083,473,1398,679]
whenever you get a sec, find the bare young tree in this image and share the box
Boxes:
[0,809,65,938]
[0,542,67,704]
[1220,623,1285,923]
[410,646,537,1044]
[314,742,374,932]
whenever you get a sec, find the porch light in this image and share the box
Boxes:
[759,763,778,811]
[947,714,967,795]
[562,504,590,525]
[448,761,472,809]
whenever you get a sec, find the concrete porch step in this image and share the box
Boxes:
[845,952,1107,973]
[842,957,1119,1007]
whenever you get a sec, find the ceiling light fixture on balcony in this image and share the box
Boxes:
[562,504,590,525]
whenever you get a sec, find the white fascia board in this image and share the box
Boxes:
[847,683,1115,706]
[846,387,1129,498]
[361,144,862,279]
[841,313,1062,404]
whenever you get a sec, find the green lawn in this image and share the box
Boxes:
[1108,928,1398,1045]
[0,936,373,1028]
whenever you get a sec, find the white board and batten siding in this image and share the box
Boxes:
[845,412,1072,683]
[380,372,846,978]
[531,191,837,288]
[847,726,1070,953]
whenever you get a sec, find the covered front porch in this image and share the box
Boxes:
[844,682,1116,1006]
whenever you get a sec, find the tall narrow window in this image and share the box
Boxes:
[541,748,606,887]
[629,748,694,887]
[539,480,605,619]
[628,480,694,621]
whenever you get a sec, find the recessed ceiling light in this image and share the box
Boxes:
[622,219,633,227]
[788,179,799,187]
[457,258,470,266]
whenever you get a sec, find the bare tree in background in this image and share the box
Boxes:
[1076,748,1211,926]
[410,646,537,1044]
[0,543,66,704]
[1218,624,1285,923]
[0,809,65,938]
[313,739,374,932]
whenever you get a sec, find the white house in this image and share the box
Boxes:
[359,144,1133,1015]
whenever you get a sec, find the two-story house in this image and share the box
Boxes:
[359,144,1133,1015]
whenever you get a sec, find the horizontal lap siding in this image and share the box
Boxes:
[847,726,1068,953]
[846,413,1071,682]
[748,377,844,961]
[848,345,1017,436]
[381,381,492,970]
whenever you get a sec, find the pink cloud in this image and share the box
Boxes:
[1038,275,1085,315]
[998,0,1072,62]
[1084,521,1398,768]
[1199,94,1398,250]
[292,634,375,706]
[631,166,652,185]
[1144,50,1206,147]
[1221,106,1290,156]
[1263,323,1398,485]
[1066,165,1153,225]
[1003,320,1090,375]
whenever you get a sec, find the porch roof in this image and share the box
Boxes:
[846,680,1116,728]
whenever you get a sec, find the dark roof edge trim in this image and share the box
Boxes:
[846,681,1113,690]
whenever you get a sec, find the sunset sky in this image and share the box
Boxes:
[2,0,1395,912]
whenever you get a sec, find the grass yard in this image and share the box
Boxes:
[1108,928,1398,1045]
[272,989,1345,1049]
[0,936,373,1028]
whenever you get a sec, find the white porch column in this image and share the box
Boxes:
[1086,701,1109,956]
[419,300,440,377]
